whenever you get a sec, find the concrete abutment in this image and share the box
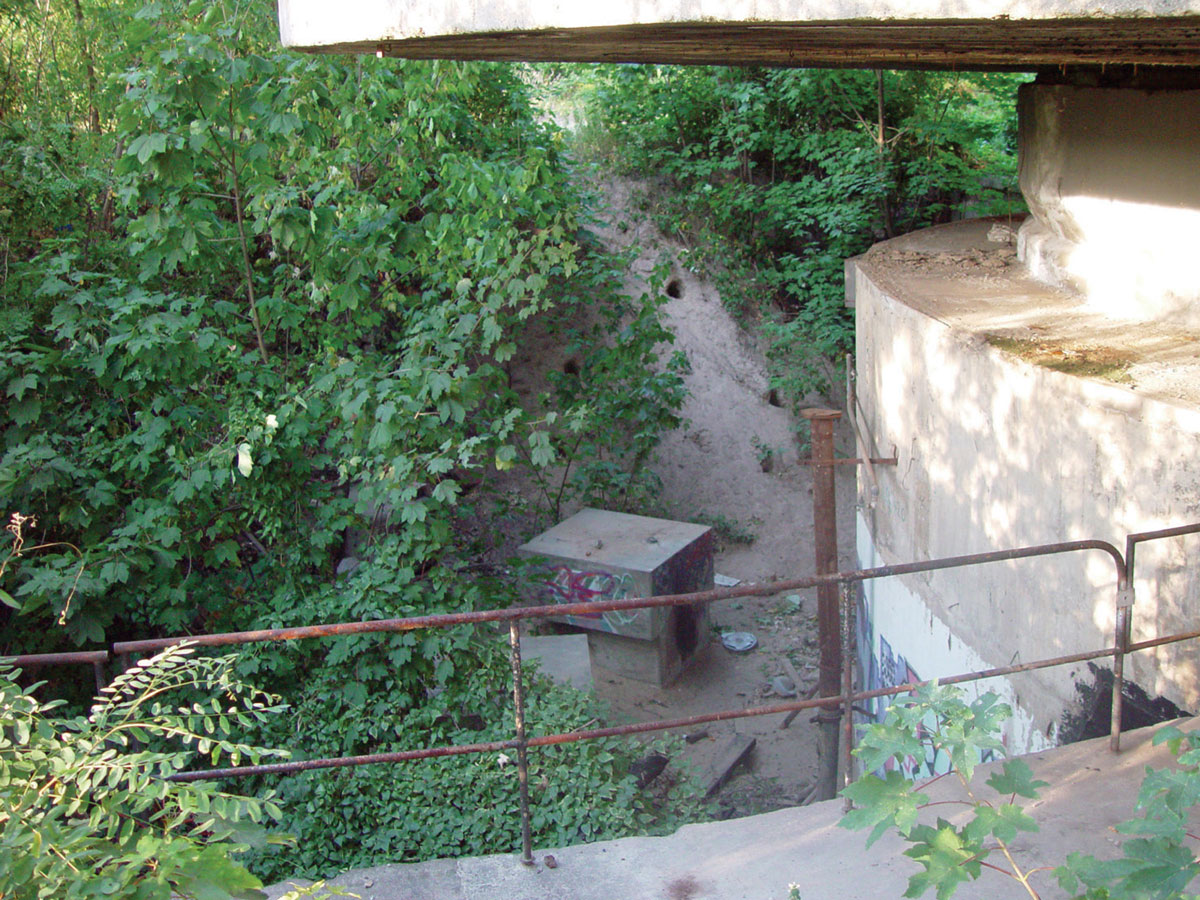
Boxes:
[851,67,1200,761]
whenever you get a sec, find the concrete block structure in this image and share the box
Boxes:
[518,509,714,686]
[276,0,1200,69]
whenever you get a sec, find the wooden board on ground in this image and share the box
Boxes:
[702,733,756,797]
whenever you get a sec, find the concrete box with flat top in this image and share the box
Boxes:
[517,508,714,686]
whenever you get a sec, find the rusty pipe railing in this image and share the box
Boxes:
[164,626,1125,784]
[508,621,535,866]
[6,650,110,692]
[840,581,855,810]
[112,539,1127,656]
[22,526,1200,865]
[1109,522,1200,750]
[150,538,1129,797]
[1126,522,1200,576]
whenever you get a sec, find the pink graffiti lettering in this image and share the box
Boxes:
[541,567,627,619]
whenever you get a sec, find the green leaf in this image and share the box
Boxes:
[853,718,925,774]
[990,803,1039,843]
[840,771,929,846]
[985,759,1047,800]
[494,444,517,471]
[130,132,169,164]
[6,373,37,399]
[902,821,983,900]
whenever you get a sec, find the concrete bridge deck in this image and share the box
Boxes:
[266,717,1197,900]
[276,0,1200,69]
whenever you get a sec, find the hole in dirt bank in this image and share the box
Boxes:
[561,358,580,376]
[665,278,684,299]
[767,388,783,408]
[1060,662,1190,743]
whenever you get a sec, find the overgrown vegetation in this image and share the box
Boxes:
[3,0,1032,884]
[0,644,290,900]
[1,0,696,880]
[985,334,1134,383]
[841,682,1200,899]
[544,66,1028,401]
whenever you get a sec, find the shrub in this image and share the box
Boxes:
[841,681,1200,900]
[0,643,290,900]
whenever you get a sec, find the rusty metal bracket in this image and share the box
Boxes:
[796,457,898,467]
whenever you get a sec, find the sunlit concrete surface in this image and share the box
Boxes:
[276,0,1200,69]
[1018,83,1200,321]
[853,217,1200,750]
[264,717,1199,900]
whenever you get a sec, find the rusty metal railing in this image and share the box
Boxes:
[10,524,1200,865]
[6,650,109,692]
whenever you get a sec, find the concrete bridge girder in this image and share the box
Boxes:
[277,1,1200,69]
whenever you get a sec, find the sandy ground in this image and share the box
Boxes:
[519,175,862,817]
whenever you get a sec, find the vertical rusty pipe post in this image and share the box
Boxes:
[1110,578,1134,752]
[801,407,843,802]
[508,622,535,865]
[840,581,856,812]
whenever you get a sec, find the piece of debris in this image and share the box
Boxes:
[544,854,558,869]
[714,573,741,587]
[779,655,804,688]
[770,675,797,697]
[684,729,709,744]
[987,222,1017,244]
[780,655,816,728]
[721,631,757,652]
[702,734,757,796]
[629,751,670,788]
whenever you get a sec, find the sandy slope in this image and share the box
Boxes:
[578,175,862,815]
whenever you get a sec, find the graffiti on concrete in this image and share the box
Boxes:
[857,594,998,780]
[539,566,641,634]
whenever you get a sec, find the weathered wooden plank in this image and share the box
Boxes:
[702,733,757,797]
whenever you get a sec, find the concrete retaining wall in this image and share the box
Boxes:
[853,239,1200,750]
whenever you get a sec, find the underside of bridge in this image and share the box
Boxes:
[277,1,1200,70]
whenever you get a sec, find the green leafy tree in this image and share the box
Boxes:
[0,0,686,651]
[572,65,1027,398]
[843,683,1045,899]
[0,0,698,877]
[0,643,290,900]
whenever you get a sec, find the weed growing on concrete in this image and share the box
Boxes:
[840,681,1200,900]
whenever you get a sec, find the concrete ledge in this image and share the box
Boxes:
[266,718,1199,900]
[1018,83,1200,321]
[852,218,1200,744]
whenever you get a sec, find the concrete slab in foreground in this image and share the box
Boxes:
[266,717,1198,900]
